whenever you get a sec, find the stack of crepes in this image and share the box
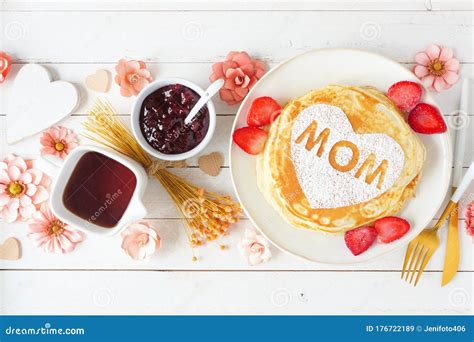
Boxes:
[257,85,426,234]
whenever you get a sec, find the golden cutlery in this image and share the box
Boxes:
[402,161,474,286]
[442,78,471,286]
[442,196,459,286]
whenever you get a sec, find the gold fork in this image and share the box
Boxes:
[401,161,474,286]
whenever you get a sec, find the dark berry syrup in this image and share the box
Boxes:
[139,84,210,154]
[63,152,137,228]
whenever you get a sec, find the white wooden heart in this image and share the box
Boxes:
[290,104,405,209]
[6,64,79,144]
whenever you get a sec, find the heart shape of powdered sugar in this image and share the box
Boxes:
[290,104,404,209]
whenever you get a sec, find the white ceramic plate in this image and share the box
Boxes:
[229,49,452,264]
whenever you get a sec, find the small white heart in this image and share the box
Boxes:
[291,104,405,209]
[6,64,79,144]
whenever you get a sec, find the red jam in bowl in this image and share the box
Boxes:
[139,84,210,154]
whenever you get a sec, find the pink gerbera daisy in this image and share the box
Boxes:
[28,203,83,254]
[40,126,79,160]
[0,155,50,223]
[413,45,460,92]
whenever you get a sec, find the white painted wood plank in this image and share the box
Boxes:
[0,11,472,63]
[1,114,472,167]
[1,113,473,217]
[0,63,472,116]
[0,217,472,271]
[1,110,471,271]
[0,111,473,218]
[1,270,471,314]
[0,63,243,116]
[2,0,472,12]
[0,116,235,167]
[1,112,472,272]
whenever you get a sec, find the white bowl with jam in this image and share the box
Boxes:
[50,145,148,236]
[131,78,217,161]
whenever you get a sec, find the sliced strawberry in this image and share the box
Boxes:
[232,127,268,155]
[344,226,377,256]
[247,96,281,127]
[408,103,447,134]
[387,81,422,112]
[375,216,410,243]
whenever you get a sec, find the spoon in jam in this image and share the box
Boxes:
[184,78,224,125]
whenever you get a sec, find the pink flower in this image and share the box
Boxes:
[114,59,153,97]
[40,126,79,160]
[465,201,474,237]
[238,228,272,266]
[0,155,50,223]
[210,51,266,105]
[121,221,161,260]
[413,45,460,92]
[28,203,83,253]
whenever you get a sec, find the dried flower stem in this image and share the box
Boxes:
[83,99,242,246]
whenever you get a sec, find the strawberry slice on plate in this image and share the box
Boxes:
[233,127,268,155]
[375,216,411,243]
[408,103,447,134]
[387,81,422,112]
[247,96,282,127]
[344,226,377,256]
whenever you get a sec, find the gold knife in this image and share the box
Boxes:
[442,187,459,286]
[442,78,470,286]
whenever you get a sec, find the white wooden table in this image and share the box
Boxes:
[0,0,473,315]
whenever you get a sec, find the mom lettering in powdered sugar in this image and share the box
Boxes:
[295,120,389,189]
[290,104,404,209]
